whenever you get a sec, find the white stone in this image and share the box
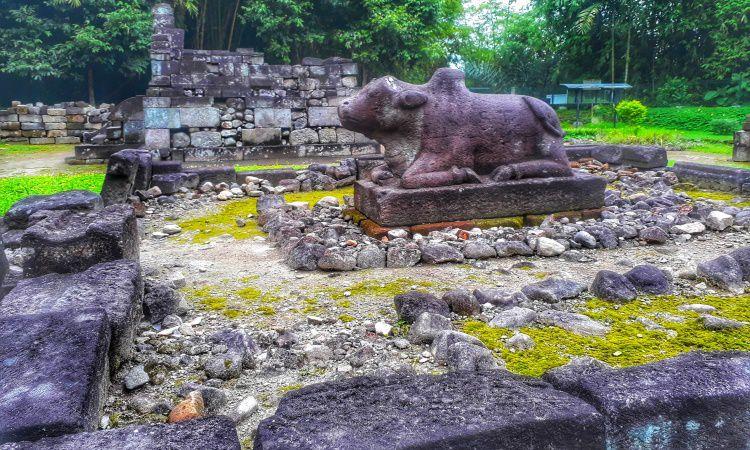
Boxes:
[672,222,706,234]
[230,395,259,424]
[374,321,392,336]
[505,332,535,351]
[316,196,339,208]
[705,211,734,231]
[230,187,244,197]
[217,190,233,201]
[678,303,717,313]
[534,237,566,257]
[387,229,409,240]
[162,223,182,235]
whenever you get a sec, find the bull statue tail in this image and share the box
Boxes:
[522,96,565,139]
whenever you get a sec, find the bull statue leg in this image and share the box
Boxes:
[400,150,481,189]
[491,135,573,181]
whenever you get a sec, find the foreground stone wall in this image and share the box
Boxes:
[136,3,378,162]
[0,101,110,145]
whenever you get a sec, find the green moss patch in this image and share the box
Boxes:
[463,294,750,377]
[178,187,353,244]
[474,217,524,229]
[676,187,750,207]
[0,173,105,215]
[184,282,283,319]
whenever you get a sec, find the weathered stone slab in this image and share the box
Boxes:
[180,107,221,128]
[19,204,139,277]
[354,173,607,227]
[0,309,110,444]
[237,169,298,186]
[74,143,131,160]
[0,417,241,449]
[254,108,292,128]
[1,260,143,368]
[4,190,103,229]
[544,351,750,449]
[307,107,342,127]
[101,150,139,206]
[255,371,604,449]
[183,147,243,162]
[151,160,183,174]
[151,173,199,195]
[672,162,750,193]
[566,144,668,169]
[0,237,8,300]
[185,167,237,185]
[242,128,282,145]
[191,131,222,148]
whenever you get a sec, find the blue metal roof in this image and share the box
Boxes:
[561,83,632,90]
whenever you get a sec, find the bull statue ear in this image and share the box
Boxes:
[397,90,428,109]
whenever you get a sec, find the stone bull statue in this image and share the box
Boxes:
[338,68,573,189]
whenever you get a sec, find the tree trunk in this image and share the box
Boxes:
[610,24,615,84]
[87,65,96,105]
[624,27,631,83]
[227,0,241,50]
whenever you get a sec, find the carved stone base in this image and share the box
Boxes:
[354,173,607,227]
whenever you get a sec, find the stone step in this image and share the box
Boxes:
[1,260,143,369]
[544,351,750,449]
[565,144,668,169]
[3,191,103,230]
[255,370,605,449]
[0,309,110,444]
[0,417,240,449]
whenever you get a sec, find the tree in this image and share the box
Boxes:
[0,0,152,104]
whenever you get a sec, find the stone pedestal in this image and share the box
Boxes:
[733,130,750,162]
[354,173,607,227]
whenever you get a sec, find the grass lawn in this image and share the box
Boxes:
[0,142,76,156]
[0,173,106,215]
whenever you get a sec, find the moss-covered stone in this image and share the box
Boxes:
[463,294,750,377]
[178,187,354,244]
[676,186,750,207]
[474,216,524,229]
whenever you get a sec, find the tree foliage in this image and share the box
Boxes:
[0,0,152,103]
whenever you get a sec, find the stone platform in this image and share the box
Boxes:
[354,173,607,228]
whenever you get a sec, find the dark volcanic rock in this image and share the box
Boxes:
[0,237,8,299]
[19,204,139,277]
[473,288,526,307]
[697,255,744,293]
[442,288,481,316]
[101,149,150,206]
[1,260,143,368]
[255,371,604,449]
[150,173,199,195]
[209,329,259,369]
[521,278,586,303]
[393,291,450,324]
[0,309,110,444]
[143,282,180,324]
[624,264,671,295]
[3,190,102,229]
[590,270,638,302]
[256,194,286,214]
[1,417,241,449]
[545,351,750,450]
[284,241,326,271]
[419,243,464,264]
[729,247,750,281]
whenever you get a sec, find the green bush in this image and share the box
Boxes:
[616,100,648,125]
[645,106,750,132]
[655,77,695,106]
[709,118,741,135]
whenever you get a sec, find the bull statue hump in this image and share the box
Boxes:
[338,68,572,189]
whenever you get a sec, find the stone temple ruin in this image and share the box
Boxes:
[72,3,379,165]
[2,3,750,450]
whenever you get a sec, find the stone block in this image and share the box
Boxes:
[254,108,292,128]
[42,115,66,123]
[180,107,221,128]
[144,107,181,129]
[19,204,139,277]
[47,108,66,116]
[307,106,341,126]
[355,173,607,227]
[4,190,102,229]
[289,128,318,145]
[151,160,183,174]
[1,260,142,368]
[18,115,42,123]
[672,162,750,193]
[101,150,140,206]
[0,238,8,299]
[183,147,243,161]
[255,371,604,449]
[55,136,81,144]
[0,309,110,444]
[144,128,170,150]
[151,173,200,195]
[191,131,222,148]
[21,122,44,131]
[142,97,171,108]
[184,166,237,184]
[0,417,241,449]
[28,137,55,144]
[44,122,66,130]
[242,128,282,145]
[46,130,67,138]
[544,351,750,449]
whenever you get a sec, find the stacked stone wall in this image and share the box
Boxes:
[0,101,110,145]
[137,3,379,162]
